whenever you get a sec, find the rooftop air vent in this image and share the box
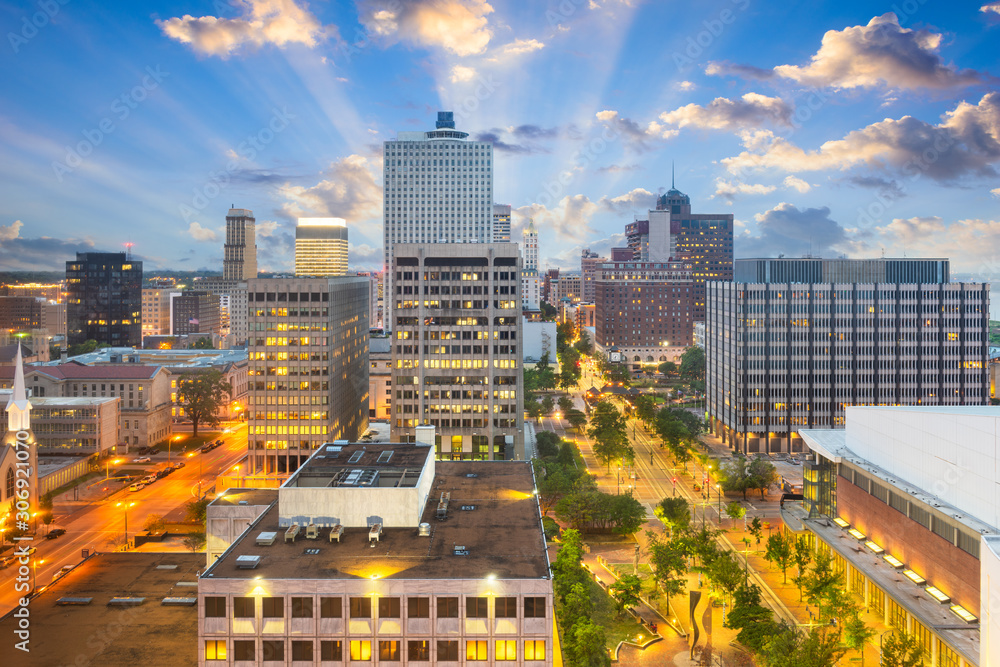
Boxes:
[453,545,469,556]
[418,523,431,537]
[155,565,178,570]
[465,473,479,478]
[56,597,93,606]
[238,500,249,506]
[461,505,476,511]
[236,555,261,569]
[162,597,198,606]
[108,597,145,607]
[303,548,320,555]
[256,532,277,546]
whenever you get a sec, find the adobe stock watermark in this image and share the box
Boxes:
[8,0,70,54]
[672,0,751,72]
[51,66,169,183]
[178,107,295,222]
[337,0,401,64]
[11,426,35,653]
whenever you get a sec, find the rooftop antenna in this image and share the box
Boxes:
[671,161,675,189]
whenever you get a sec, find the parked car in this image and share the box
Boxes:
[45,528,67,540]
[132,456,151,463]
[130,483,144,492]
[52,565,74,580]
[172,461,185,469]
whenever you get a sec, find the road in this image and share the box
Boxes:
[0,423,248,617]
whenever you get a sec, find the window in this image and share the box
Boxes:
[320,596,342,618]
[262,640,284,661]
[233,597,255,618]
[291,641,313,661]
[291,597,312,618]
[379,640,401,661]
[496,640,516,661]
[233,640,255,661]
[524,597,546,618]
[466,640,488,661]
[437,597,459,617]
[350,597,372,618]
[466,597,488,618]
[350,640,372,661]
[408,640,430,661]
[378,597,401,618]
[205,640,226,660]
[204,596,226,617]
[495,597,517,617]
[525,640,546,660]
[437,640,459,661]
[262,597,284,618]
[320,640,343,660]
[408,597,430,618]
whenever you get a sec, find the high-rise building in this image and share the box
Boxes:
[521,221,540,311]
[247,276,369,476]
[66,252,142,348]
[0,296,42,331]
[223,208,257,282]
[141,287,173,339]
[580,249,605,304]
[171,290,222,337]
[382,112,494,317]
[295,218,348,277]
[493,203,511,242]
[706,257,989,454]
[390,244,523,460]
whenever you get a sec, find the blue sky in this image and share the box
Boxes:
[1,0,998,278]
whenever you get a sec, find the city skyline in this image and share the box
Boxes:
[1,1,998,277]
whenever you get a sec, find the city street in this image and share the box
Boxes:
[0,423,247,617]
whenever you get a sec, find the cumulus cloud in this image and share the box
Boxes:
[0,220,23,241]
[595,110,677,152]
[544,233,628,270]
[737,203,850,257]
[257,220,280,237]
[992,187,1000,197]
[983,2,1000,14]
[677,80,696,91]
[659,93,794,131]
[599,188,657,214]
[450,65,477,83]
[0,220,97,271]
[157,0,329,58]
[783,175,812,193]
[348,242,381,268]
[772,13,990,90]
[279,154,383,223]
[514,195,598,240]
[499,38,544,56]
[358,0,494,56]
[187,222,219,242]
[722,92,1000,183]
[713,180,777,203]
[879,217,1000,272]
[474,124,560,154]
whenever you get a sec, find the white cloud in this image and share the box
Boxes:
[157,0,328,58]
[188,222,219,242]
[713,180,777,203]
[981,2,1000,15]
[0,219,23,242]
[257,220,279,237]
[678,80,696,91]
[783,175,812,193]
[737,203,850,257]
[514,195,598,240]
[499,38,544,56]
[599,188,656,214]
[879,217,1000,272]
[773,13,988,90]
[358,0,494,57]
[450,65,477,83]
[659,93,794,130]
[279,154,383,224]
[992,187,1000,197]
[595,110,677,152]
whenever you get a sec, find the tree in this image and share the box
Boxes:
[765,532,794,583]
[143,514,167,533]
[609,574,642,616]
[525,396,545,423]
[551,529,588,602]
[184,497,210,524]
[749,517,764,546]
[748,457,780,498]
[655,496,690,535]
[176,370,233,436]
[541,395,555,416]
[725,501,746,528]
[566,620,611,667]
[707,551,743,606]
[559,581,593,630]
[67,339,111,358]
[540,301,557,321]
[558,395,575,414]
[880,632,925,667]
[720,456,754,500]
[183,531,206,553]
[588,401,629,471]
[556,320,576,353]
[843,612,877,666]
[658,361,677,375]
[646,531,687,601]
[728,583,786,654]
[793,536,813,597]
[679,345,706,384]
[566,409,588,432]
[534,461,579,515]
[38,492,54,527]
[535,431,561,459]
[189,337,214,349]
[801,551,843,621]
[574,328,593,355]
[763,626,847,667]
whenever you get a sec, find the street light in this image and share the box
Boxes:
[32,559,44,591]
[170,435,182,463]
[115,501,136,549]
[716,484,722,515]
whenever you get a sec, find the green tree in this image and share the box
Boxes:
[748,457,780,498]
[38,492,54,526]
[793,535,813,597]
[566,620,611,667]
[646,531,687,601]
[535,431,561,459]
[551,529,588,603]
[176,369,233,436]
[844,612,877,666]
[707,551,743,606]
[558,395,574,414]
[540,301,557,321]
[588,401,629,471]
[184,497,210,524]
[655,496,690,535]
[559,581,593,630]
[658,361,677,375]
[720,456,754,500]
[525,396,545,423]
[188,337,214,349]
[609,574,642,616]
[679,345,706,384]
[574,328,593,355]
[558,441,577,466]
[67,339,111,357]
[749,517,764,547]
[880,632,925,667]
[728,583,786,654]
[763,626,847,667]
[143,514,167,533]
[556,320,576,353]
[183,531,206,553]
[801,551,843,621]
[765,532,794,583]
[541,395,556,416]
[566,409,588,432]
[608,493,646,535]
[725,501,746,528]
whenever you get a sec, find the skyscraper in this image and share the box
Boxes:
[382,111,494,317]
[223,208,257,282]
[66,252,142,348]
[493,203,511,242]
[294,217,348,277]
[521,221,540,310]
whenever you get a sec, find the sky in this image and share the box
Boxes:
[0,0,998,280]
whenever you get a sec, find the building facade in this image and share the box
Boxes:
[65,252,142,348]
[521,221,540,311]
[295,218,349,277]
[493,203,511,242]
[247,277,369,476]
[142,287,174,338]
[0,393,119,454]
[390,244,523,461]
[198,279,249,346]
[369,336,392,420]
[0,296,43,331]
[224,208,258,282]
[382,112,494,317]
[173,291,222,337]
[706,259,989,454]
[580,249,604,304]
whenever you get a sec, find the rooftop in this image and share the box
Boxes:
[37,346,247,369]
[212,488,279,507]
[285,442,430,488]
[204,461,548,581]
[0,362,164,382]
[0,389,117,408]
[0,553,203,667]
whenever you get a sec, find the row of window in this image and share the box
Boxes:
[205,596,546,619]
[205,639,544,662]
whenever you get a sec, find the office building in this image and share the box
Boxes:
[172,291,222,337]
[65,252,142,348]
[493,203,511,242]
[1,282,62,302]
[295,218,349,277]
[141,287,174,338]
[792,406,997,667]
[247,276,369,476]
[0,296,43,331]
[521,221,540,311]
[382,111,494,315]
[706,258,989,454]
[0,390,119,454]
[356,271,383,329]
[390,244,523,460]
[593,261,695,368]
[198,279,249,346]
[199,441,553,667]
[369,336,392,420]
[223,208,257,282]
[580,249,605,304]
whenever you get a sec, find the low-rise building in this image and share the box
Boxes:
[0,391,119,454]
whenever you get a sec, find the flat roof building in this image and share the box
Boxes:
[295,218,349,277]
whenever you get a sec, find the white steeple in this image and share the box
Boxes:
[6,343,32,432]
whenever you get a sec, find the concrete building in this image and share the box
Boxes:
[521,224,540,311]
[390,244,523,460]
[0,391,119,454]
[369,336,392,420]
[383,112,494,317]
[197,279,249,346]
[493,203,511,242]
[295,218,349,277]
[357,271,384,330]
[1,282,62,301]
[173,291,222,337]
[522,319,557,364]
[65,251,142,348]
[580,249,605,304]
[793,406,1000,667]
[706,258,989,454]
[0,295,44,331]
[247,277,369,476]
[206,488,279,565]
[142,287,174,338]
[224,208,258,282]
[198,441,553,667]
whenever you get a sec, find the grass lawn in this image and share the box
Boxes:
[47,470,102,498]
[151,433,219,454]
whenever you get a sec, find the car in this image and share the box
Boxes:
[130,483,144,492]
[132,456,151,463]
[215,439,224,446]
[45,528,67,540]
[52,565,74,580]
[172,461,185,469]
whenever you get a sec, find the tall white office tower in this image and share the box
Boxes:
[493,203,511,242]
[382,111,494,325]
[521,220,540,310]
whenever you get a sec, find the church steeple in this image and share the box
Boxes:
[5,343,31,432]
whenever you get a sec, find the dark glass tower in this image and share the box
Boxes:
[66,252,142,347]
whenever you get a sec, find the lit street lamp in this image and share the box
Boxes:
[116,501,136,549]
[32,559,44,591]
[717,484,723,514]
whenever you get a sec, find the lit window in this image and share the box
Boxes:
[496,640,516,661]
[525,640,546,660]
[466,640,488,661]
[205,640,226,660]
[350,640,372,661]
